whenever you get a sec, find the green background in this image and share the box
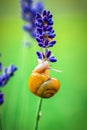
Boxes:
[0,0,87,130]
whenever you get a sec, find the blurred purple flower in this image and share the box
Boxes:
[0,62,2,71]
[20,0,44,38]
[0,64,17,87]
[35,10,57,62]
[0,92,4,105]
[0,54,17,105]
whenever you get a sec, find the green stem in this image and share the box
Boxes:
[0,112,2,130]
[34,98,43,130]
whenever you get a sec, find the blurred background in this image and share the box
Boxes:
[0,0,87,130]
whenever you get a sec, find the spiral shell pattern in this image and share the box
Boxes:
[28,60,60,98]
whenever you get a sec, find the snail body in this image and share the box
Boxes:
[28,60,60,98]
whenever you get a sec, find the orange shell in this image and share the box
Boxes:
[28,60,60,98]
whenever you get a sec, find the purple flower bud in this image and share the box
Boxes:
[4,68,10,80]
[36,52,42,59]
[37,18,43,23]
[8,64,17,75]
[51,30,54,33]
[37,28,42,34]
[36,22,42,27]
[48,34,56,38]
[36,37,42,42]
[43,10,46,16]
[36,13,41,19]
[48,40,56,47]
[43,26,47,32]
[49,56,57,62]
[38,43,44,48]
[48,21,53,25]
[43,16,48,22]
[47,11,50,16]
[46,49,51,58]
[47,26,52,31]
[11,65,17,72]
[0,73,8,87]
[48,14,52,18]
[44,39,49,47]
[39,35,43,39]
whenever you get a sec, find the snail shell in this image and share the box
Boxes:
[28,60,60,98]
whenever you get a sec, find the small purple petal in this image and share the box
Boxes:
[48,18,52,22]
[48,40,56,47]
[11,65,17,72]
[44,39,49,47]
[43,26,47,32]
[51,29,54,33]
[49,56,57,62]
[7,64,17,77]
[48,34,56,38]
[37,18,42,23]
[36,13,41,19]
[46,49,51,58]
[47,11,50,16]
[42,52,45,59]
[43,16,48,22]
[4,68,10,80]
[36,37,42,42]
[0,73,8,87]
[43,10,47,16]
[47,26,52,31]
[37,27,42,34]
[39,35,43,39]
[48,21,53,25]
[38,43,44,47]
[48,14,52,18]
[36,52,42,59]
[36,22,42,27]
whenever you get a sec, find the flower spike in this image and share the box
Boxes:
[35,10,57,63]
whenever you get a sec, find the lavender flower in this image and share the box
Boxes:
[20,0,44,38]
[0,55,17,105]
[35,10,57,62]
[0,64,17,87]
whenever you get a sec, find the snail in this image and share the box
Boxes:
[28,60,60,98]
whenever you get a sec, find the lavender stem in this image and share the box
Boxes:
[34,98,43,130]
[0,112,2,130]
